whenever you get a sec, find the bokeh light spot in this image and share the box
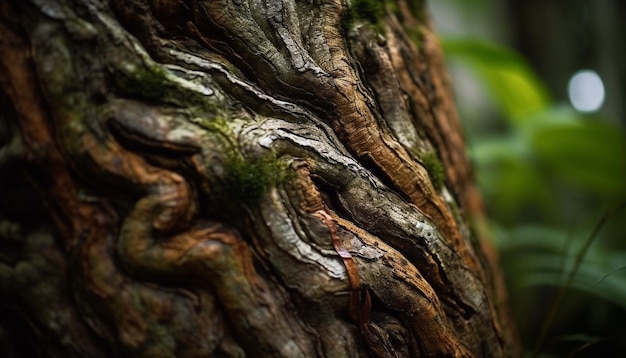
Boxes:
[567,69,605,113]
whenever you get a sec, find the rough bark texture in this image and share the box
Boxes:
[0,0,516,356]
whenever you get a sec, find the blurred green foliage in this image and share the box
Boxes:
[441,36,626,356]
[444,39,552,120]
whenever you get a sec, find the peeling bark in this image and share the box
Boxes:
[0,0,517,356]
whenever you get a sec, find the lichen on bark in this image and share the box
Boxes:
[0,0,517,357]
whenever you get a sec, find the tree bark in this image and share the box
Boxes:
[0,0,516,356]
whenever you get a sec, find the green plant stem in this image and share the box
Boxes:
[532,204,623,356]
[593,266,626,287]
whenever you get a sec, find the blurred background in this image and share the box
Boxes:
[429,1,626,357]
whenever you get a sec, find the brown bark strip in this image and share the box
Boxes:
[328,212,476,356]
[287,164,475,356]
[314,209,362,321]
[292,167,377,347]
[386,15,482,217]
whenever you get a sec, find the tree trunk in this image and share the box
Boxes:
[0,0,516,356]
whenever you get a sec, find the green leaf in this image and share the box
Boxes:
[471,137,555,223]
[442,38,551,120]
[520,266,626,311]
[498,224,626,310]
[528,112,626,198]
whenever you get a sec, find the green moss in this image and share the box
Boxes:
[352,0,385,24]
[223,154,285,207]
[198,115,229,133]
[386,0,426,49]
[344,0,386,33]
[116,66,169,102]
[450,200,461,223]
[406,0,425,18]
[422,151,445,191]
